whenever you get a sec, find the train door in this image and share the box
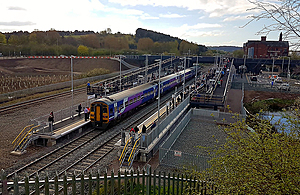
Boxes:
[114,102,118,118]
[95,104,103,125]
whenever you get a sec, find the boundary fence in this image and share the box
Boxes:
[0,169,216,195]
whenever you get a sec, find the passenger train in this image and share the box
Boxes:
[90,68,195,129]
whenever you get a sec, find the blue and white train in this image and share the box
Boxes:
[90,68,195,129]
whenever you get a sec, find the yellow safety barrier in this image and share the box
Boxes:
[128,137,141,164]
[119,137,132,164]
[12,124,34,148]
[16,125,40,150]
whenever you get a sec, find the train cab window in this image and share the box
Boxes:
[110,108,113,115]
[103,106,108,113]
[120,104,123,110]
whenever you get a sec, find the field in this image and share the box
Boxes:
[0,58,124,94]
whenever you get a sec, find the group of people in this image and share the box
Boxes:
[77,104,90,121]
[47,103,91,133]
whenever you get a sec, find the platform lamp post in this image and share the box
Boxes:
[155,54,162,134]
[144,54,151,83]
[288,57,291,80]
[70,55,74,119]
[119,55,122,91]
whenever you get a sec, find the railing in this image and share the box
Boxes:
[127,137,141,167]
[13,125,40,152]
[141,96,190,149]
[12,124,34,149]
[0,168,216,195]
[119,137,132,165]
[29,99,91,133]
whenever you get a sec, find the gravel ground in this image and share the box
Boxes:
[155,115,227,173]
[0,92,88,172]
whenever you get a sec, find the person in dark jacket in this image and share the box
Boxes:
[134,126,139,133]
[142,124,147,133]
[48,111,54,133]
[77,104,82,117]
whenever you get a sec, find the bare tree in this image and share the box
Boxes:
[244,0,300,49]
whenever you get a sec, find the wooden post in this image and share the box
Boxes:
[163,172,166,195]
[117,171,121,195]
[180,174,184,195]
[147,167,151,195]
[35,173,40,195]
[45,172,49,195]
[158,171,161,195]
[167,172,170,195]
[111,170,114,195]
[130,171,133,194]
[124,171,127,195]
[72,172,76,195]
[80,172,84,195]
[1,170,8,195]
[136,170,140,194]
[55,172,59,195]
[25,172,29,195]
[13,173,19,195]
[142,169,145,195]
[172,173,175,195]
[153,170,156,195]
[63,172,67,195]
[88,172,92,195]
[104,171,107,195]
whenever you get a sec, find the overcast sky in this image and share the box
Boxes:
[0,0,282,47]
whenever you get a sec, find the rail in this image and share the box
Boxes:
[127,137,141,166]
[14,125,40,152]
[119,137,132,165]
[12,124,34,148]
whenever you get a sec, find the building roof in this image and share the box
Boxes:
[245,40,289,48]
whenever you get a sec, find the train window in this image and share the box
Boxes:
[134,97,137,102]
[103,107,107,113]
[125,101,128,107]
[114,107,117,112]
[130,99,133,104]
[141,94,144,99]
[120,104,123,110]
[138,96,140,101]
[110,108,113,114]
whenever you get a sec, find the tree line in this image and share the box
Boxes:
[0,28,208,57]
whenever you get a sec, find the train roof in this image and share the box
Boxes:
[95,68,192,104]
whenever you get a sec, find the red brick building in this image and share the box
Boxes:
[243,33,289,58]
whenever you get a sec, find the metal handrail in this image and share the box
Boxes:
[16,125,40,149]
[119,136,132,164]
[12,124,34,147]
[128,137,141,164]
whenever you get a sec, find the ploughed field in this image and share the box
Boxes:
[0,58,122,94]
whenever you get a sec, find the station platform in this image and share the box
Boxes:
[33,114,91,146]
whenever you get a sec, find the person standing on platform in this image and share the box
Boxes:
[77,104,82,117]
[48,111,54,133]
[84,107,89,121]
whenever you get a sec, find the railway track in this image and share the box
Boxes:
[4,84,179,194]
[0,87,86,114]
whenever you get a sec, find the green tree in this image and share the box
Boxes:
[233,49,244,58]
[77,45,89,56]
[199,112,300,194]
[0,33,7,44]
[137,38,154,51]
